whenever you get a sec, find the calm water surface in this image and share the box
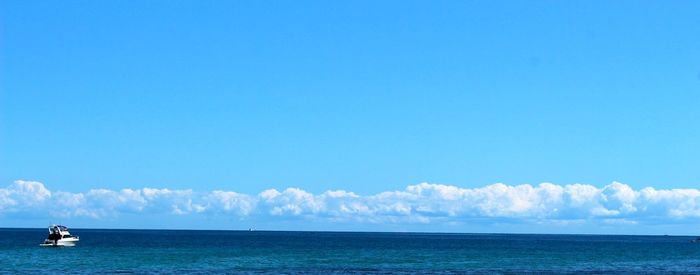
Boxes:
[1,228,699,274]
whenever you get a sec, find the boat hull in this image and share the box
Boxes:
[40,237,79,247]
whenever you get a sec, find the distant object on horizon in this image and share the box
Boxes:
[691,237,700,243]
[39,224,79,247]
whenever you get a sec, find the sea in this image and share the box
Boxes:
[1,228,700,274]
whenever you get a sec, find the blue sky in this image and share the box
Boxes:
[2,1,700,233]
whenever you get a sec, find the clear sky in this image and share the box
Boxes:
[1,1,700,233]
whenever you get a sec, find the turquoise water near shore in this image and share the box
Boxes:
[2,228,700,273]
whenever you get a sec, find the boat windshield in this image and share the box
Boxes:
[49,225,69,234]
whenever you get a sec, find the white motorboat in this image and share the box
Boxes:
[39,225,79,247]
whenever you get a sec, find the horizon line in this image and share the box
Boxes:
[1,226,695,237]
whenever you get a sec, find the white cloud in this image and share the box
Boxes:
[204,191,255,215]
[4,180,700,226]
[0,180,51,210]
[259,188,323,216]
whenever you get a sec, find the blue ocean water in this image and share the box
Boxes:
[1,228,700,274]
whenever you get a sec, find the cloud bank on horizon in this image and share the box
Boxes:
[2,180,700,226]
